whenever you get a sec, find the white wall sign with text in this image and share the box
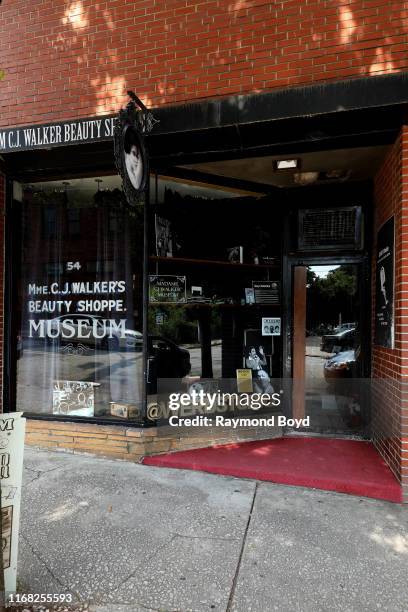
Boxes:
[0,412,26,594]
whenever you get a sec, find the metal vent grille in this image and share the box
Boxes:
[298,206,362,251]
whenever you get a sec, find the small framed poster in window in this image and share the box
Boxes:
[149,275,187,304]
[262,317,281,336]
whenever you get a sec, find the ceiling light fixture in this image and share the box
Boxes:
[274,158,300,171]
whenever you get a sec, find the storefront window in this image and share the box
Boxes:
[147,188,283,407]
[15,176,144,420]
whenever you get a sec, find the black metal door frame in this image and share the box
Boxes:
[282,252,371,432]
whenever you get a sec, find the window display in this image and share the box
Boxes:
[148,191,284,398]
[15,176,144,420]
[13,177,285,421]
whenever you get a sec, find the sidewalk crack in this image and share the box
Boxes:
[226,482,258,612]
[20,532,82,603]
[169,532,239,542]
[24,465,65,484]
[23,471,43,485]
[111,534,178,594]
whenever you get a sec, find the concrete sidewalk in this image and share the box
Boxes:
[18,448,408,611]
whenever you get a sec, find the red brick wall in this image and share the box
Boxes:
[0,0,407,126]
[373,127,408,501]
[400,129,408,502]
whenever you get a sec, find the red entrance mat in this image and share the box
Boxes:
[143,437,402,503]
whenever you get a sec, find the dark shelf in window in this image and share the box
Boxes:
[149,256,279,269]
[149,302,266,308]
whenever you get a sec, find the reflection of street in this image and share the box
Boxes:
[305,336,361,433]
[305,336,332,393]
[184,342,222,378]
[16,346,143,416]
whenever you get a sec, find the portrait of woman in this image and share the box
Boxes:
[245,345,267,372]
[124,126,144,191]
[245,345,274,394]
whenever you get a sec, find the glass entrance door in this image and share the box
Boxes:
[292,263,366,434]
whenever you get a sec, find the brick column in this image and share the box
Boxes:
[373,126,408,502]
[400,129,408,502]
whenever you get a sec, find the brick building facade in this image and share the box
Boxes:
[372,128,408,501]
[0,1,408,501]
[0,1,407,120]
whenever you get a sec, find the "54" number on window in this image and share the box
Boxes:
[66,261,81,271]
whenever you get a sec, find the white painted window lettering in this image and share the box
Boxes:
[66,261,82,271]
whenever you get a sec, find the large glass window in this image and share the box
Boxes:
[147,185,283,407]
[15,176,144,420]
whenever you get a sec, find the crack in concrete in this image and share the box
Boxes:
[22,465,67,490]
[106,497,257,610]
[107,529,240,611]
[23,467,45,485]
[112,534,178,593]
[23,474,43,486]
[226,482,258,612]
[24,466,42,474]
[169,531,239,542]
[24,465,66,478]
[20,532,83,603]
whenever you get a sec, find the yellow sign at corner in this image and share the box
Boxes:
[236,369,253,393]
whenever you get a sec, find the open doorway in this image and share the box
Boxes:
[292,263,368,434]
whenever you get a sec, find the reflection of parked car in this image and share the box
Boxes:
[324,349,356,381]
[321,328,356,353]
[333,322,356,333]
[148,336,191,380]
[147,336,191,395]
[48,314,143,350]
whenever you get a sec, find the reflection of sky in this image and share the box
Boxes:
[309,265,339,278]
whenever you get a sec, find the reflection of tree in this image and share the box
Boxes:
[148,306,198,345]
[307,265,357,330]
[148,305,221,345]
[306,268,317,286]
[314,266,356,300]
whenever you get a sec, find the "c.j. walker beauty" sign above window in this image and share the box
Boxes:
[0,115,115,152]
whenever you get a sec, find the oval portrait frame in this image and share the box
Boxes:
[121,124,147,198]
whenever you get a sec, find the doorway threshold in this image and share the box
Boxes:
[284,429,367,441]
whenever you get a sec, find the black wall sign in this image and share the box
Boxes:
[252,281,280,304]
[113,91,156,206]
[0,115,116,153]
[375,216,395,348]
[149,275,186,304]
